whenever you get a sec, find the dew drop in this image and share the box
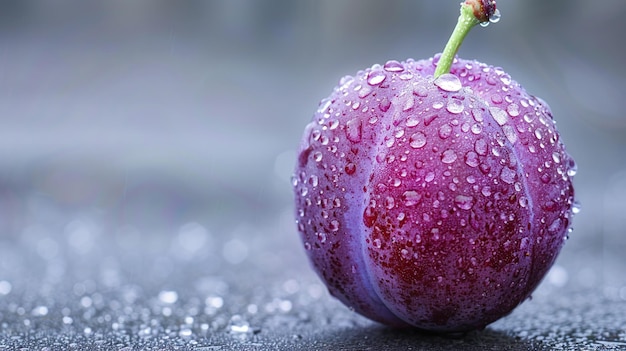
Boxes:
[385,136,395,148]
[507,103,520,117]
[346,118,362,143]
[403,95,415,111]
[441,149,457,164]
[432,101,444,110]
[446,98,464,114]
[491,94,503,104]
[385,196,395,209]
[406,115,420,127]
[358,85,373,98]
[523,113,533,123]
[572,201,581,214]
[401,249,410,259]
[490,107,508,126]
[373,238,382,248]
[398,71,414,80]
[439,124,452,139]
[500,73,512,85]
[316,232,327,243]
[402,190,422,206]
[379,97,391,112]
[481,186,492,197]
[318,98,332,114]
[345,163,356,175]
[313,151,323,162]
[548,218,562,233]
[567,159,578,176]
[471,124,482,134]
[434,73,462,92]
[329,120,339,130]
[395,128,405,138]
[309,175,319,187]
[363,206,377,228]
[503,125,518,144]
[367,70,387,86]
[409,132,427,149]
[474,139,488,155]
[490,9,501,23]
[383,60,404,72]
[500,167,516,184]
[519,196,528,208]
[465,151,479,167]
[414,85,428,97]
[455,195,474,210]
[534,129,543,140]
[425,172,435,182]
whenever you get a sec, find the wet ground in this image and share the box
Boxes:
[1,1,625,350]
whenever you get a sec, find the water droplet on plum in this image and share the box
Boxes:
[402,190,422,206]
[490,107,508,126]
[409,132,427,149]
[441,149,458,164]
[434,73,462,92]
[367,70,387,86]
[446,98,464,114]
[454,195,474,210]
[346,118,362,143]
[383,60,404,72]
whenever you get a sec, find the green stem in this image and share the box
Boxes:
[434,1,497,78]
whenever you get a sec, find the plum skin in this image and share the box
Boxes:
[293,55,576,332]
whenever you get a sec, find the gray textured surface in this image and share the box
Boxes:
[1,1,626,350]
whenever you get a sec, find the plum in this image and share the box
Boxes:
[292,0,577,332]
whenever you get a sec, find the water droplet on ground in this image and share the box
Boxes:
[228,315,252,334]
[158,290,178,304]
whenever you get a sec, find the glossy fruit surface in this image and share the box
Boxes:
[292,55,576,332]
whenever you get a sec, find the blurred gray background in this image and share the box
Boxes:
[0,1,625,348]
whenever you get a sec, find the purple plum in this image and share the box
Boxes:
[293,1,576,332]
